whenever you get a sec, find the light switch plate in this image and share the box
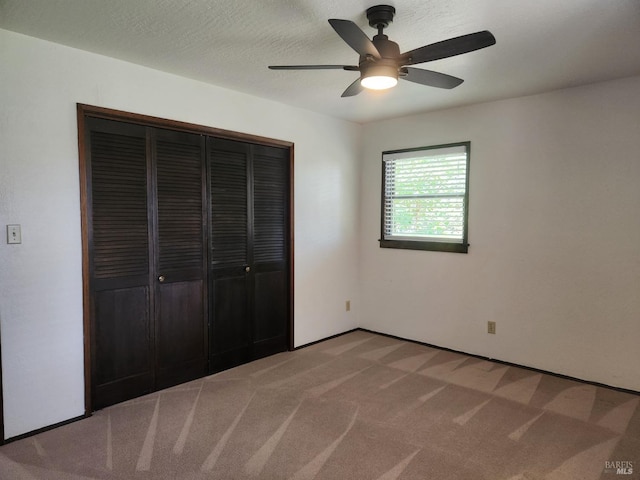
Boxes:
[7,224,21,244]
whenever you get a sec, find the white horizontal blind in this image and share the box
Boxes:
[383,145,467,243]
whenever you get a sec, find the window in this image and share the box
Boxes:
[380,142,470,253]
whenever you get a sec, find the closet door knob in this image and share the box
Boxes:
[245,266,251,273]
[158,275,165,283]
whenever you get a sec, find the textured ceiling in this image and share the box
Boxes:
[2,0,640,123]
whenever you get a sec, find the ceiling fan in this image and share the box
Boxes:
[269,5,496,97]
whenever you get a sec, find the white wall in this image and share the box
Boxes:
[360,76,640,391]
[0,29,361,439]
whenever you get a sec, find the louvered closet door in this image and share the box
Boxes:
[153,129,207,389]
[87,120,208,409]
[87,118,153,409]
[251,144,290,359]
[209,139,290,372]
[209,138,251,371]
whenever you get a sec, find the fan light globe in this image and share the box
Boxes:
[361,75,398,90]
[361,64,398,90]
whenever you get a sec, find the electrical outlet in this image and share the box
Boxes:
[346,300,351,312]
[487,321,496,334]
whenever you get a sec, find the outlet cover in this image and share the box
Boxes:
[7,224,21,244]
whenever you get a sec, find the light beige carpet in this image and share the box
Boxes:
[0,330,638,479]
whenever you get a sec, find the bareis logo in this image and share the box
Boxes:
[604,461,633,475]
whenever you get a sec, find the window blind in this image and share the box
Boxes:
[383,145,467,243]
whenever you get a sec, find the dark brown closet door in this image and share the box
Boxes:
[153,129,207,389]
[252,145,290,359]
[209,139,290,372]
[87,118,153,409]
[87,120,207,409]
[209,138,251,371]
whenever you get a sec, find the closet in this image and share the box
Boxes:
[209,139,290,372]
[81,107,291,411]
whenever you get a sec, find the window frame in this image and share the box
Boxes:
[379,141,470,253]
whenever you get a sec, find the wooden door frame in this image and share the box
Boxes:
[77,104,295,414]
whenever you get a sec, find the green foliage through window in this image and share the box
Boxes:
[381,142,469,253]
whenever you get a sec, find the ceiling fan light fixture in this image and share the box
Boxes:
[360,65,398,90]
[269,5,496,97]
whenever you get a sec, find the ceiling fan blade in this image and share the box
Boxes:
[269,65,359,70]
[341,78,364,97]
[401,31,496,66]
[401,68,464,89]
[329,19,380,58]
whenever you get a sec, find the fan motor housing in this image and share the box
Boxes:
[361,62,398,80]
